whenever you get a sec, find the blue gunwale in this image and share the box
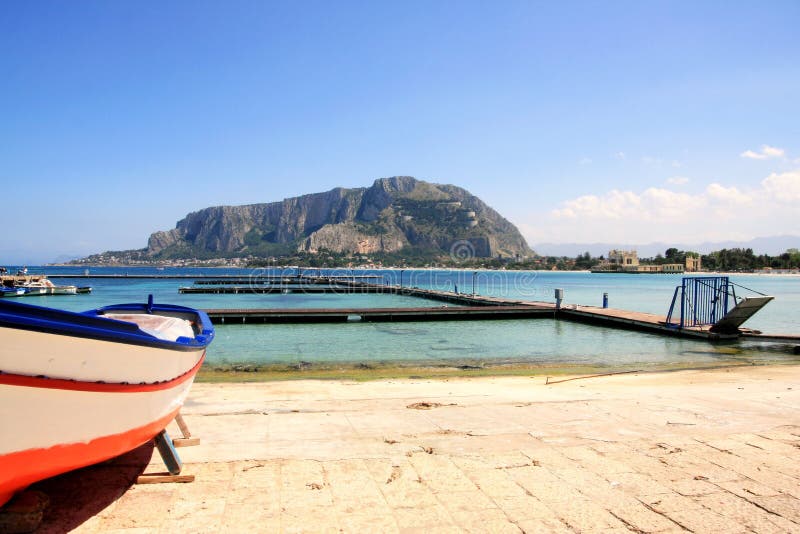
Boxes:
[0,299,214,352]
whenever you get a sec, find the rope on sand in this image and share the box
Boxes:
[545,369,643,385]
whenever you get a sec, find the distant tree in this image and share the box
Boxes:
[704,252,718,270]
[786,248,800,268]
[573,251,597,270]
[664,248,686,264]
[707,248,758,271]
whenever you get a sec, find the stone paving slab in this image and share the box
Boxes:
[26,365,800,532]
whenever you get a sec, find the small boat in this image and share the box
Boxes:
[49,284,78,295]
[18,283,47,296]
[0,297,214,506]
[0,288,26,298]
[17,278,78,296]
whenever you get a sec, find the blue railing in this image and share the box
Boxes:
[666,277,732,329]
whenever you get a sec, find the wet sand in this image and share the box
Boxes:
[35,364,800,532]
[194,359,774,383]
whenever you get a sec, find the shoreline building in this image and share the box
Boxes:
[593,250,688,274]
[685,254,702,272]
[607,249,639,269]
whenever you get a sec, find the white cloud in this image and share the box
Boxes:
[578,157,592,165]
[761,170,800,202]
[763,146,785,157]
[552,188,703,221]
[666,176,689,185]
[535,169,800,244]
[614,151,626,160]
[705,183,751,205]
[642,188,706,217]
[740,144,785,160]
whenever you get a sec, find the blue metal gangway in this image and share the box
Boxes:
[666,276,733,329]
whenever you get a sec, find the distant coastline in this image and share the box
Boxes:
[36,263,800,278]
[55,241,800,274]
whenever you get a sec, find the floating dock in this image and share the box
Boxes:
[186,280,536,306]
[195,281,738,341]
[179,285,393,294]
[198,278,785,343]
[192,277,380,285]
[46,274,382,280]
[740,331,800,344]
[39,272,788,344]
[555,304,735,340]
[205,305,553,324]
[202,301,737,339]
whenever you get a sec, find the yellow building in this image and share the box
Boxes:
[593,249,686,274]
[685,255,702,272]
[607,249,639,268]
[661,264,684,273]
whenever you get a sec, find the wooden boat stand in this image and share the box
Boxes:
[172,413,201,448]
[136,413,198,485]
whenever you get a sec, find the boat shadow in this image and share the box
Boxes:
[31,441,154,533]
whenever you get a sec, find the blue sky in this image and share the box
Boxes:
[1,1,799,263]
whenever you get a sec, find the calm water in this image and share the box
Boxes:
[10,266,800,370]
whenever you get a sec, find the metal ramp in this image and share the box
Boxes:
[709,296,774,334]
[666,276,773,334]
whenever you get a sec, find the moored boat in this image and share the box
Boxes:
[49,284,78,295]
[0,288,26,298]
[0,297,214,507]
[17,284,47,296]
[17,278,78,296]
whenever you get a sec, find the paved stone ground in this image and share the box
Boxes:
[33,365,800,533]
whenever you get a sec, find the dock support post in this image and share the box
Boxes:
[603,292,608,308]
[155,430,182,475]
[555,288,564,310]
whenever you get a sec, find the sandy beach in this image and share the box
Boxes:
[27,364,800,532]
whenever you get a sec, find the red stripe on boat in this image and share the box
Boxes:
[0,407,181,507]
[0,351,205,393]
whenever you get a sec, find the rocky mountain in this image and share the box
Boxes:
[143,177,530,261]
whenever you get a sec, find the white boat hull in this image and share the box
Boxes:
[50,286,78,295]
[0,376,197,457]
[0,363,201,505]
[0,327,203,383]
[0,301,213,507]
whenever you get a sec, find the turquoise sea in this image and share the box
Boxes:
[8,266,800,371]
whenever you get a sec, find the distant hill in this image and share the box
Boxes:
[81,177,532,263]
[534,235,800,258]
